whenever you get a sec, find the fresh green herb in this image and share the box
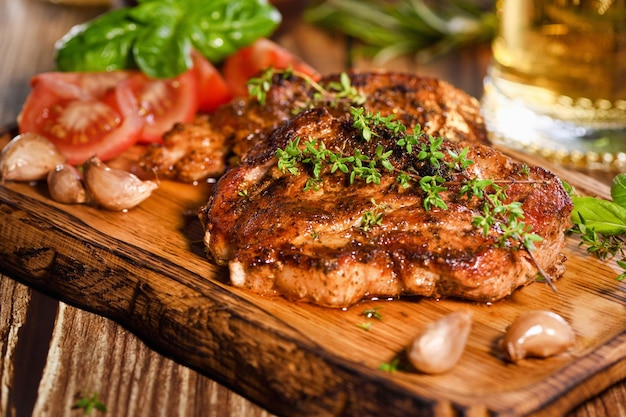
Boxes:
[276,108,444,191]
[356,322,373,331]
[378,358,400,373]
[360,209,383,231]
[420,175,448,211]
[276,137,379,188]
[571,216,626,277]
[357,306,383,330]
[518,163,531,176]
[248,67,295,106]
[55,0,281,79]
[417,136,445,168]
[458,177,495,200]
[73,391,107,415]
[466,182,545,254]
[396,126,421,154]
[571,196,626,236]
[351,107,400,142]
[447,147,473,171]
[276,137,303,175]
[321,72,367,107]
[305,0,497,63]
[612,173,626,207]
[248,68,367,111]
[363,306,383,320]
[360,200,388,231]
[569,173,626,281]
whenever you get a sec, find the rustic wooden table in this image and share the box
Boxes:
[1,1,625,416]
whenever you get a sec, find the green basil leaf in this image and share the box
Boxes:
[571,196,626,236]
[133,24,193,78]
[54,0,281,79]
[187,0,282,62]
[611,172,626,208]
[129,0,181,23]
[55,8,140,72]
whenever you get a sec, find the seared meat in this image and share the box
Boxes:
[139,71,489,182]
[199,107,573,308]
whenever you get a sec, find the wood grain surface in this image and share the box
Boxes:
[1,1,626,417]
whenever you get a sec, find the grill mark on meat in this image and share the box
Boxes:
[200,105,573,308]
[140,71,488,182]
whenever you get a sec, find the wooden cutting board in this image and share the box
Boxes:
[1,132,625,416]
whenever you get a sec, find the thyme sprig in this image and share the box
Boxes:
[360,199,388,231]
[248,68,366,108]
[275,106,554,287]
[573,219,626,281]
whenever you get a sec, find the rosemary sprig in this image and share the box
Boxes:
[305,0,497,63]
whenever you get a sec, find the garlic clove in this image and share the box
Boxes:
[83,156,158,211]
[502,310,575,363]
[0,132,66,182]
[47,164,87,204]
[406,309,473,374]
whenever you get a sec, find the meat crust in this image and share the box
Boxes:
[139,71,489,182]
[199,106,573,308]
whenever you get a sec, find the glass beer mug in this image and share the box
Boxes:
[481,0,626,171]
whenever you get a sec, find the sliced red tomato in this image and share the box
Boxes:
[126,68,199,144]
[18,72,144,166]
[192,51,234,113]
[222,38,320,97]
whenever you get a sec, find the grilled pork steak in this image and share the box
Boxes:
[139,71,489,182]
[200,106,573,308]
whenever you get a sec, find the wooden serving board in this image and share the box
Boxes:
[1,135,625,416]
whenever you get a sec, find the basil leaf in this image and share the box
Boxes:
[55,8,140,72]
[133,24,193,78]
[611,172,626,208]
[54,0,281,79]
[571,196,626,236]
[186,0,282,62]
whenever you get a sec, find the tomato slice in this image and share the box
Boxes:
[222,38,320,97]
[126,69,199,144]
[18,72,144,166]
[192,51,234,113]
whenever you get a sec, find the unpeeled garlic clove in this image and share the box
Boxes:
[0,133,66,182]
[83,156,158,211]
[406,309,473,374]
[47,164,87,204]
[502,310,575,363]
